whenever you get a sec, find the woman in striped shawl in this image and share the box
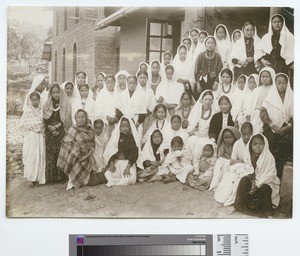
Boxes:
[57,109,95,190]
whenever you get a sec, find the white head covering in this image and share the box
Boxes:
[76,84,95,119]
[94,72,106,92]
[172,44,194,81]
[74,71,88,102]
[262,72,293,127]
[241,74,259,117]
[244,133,280,206]
[149,60,163,87]
[254,14,294,65]
[189,28,200,51]
[231,74,248,121]
[231,29,242,46]
[103,116,141,166]
[194,30,208,55]
[23,74,46,111]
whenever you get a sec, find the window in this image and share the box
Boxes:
[62,48,66,81]
[54,51,57,81]
[75,7,79,24]
[73,44,77,80]
[146,19,174,63]
[64,7,68,31]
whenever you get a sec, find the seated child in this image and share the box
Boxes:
[57,109,95,191]
[155,136,194,184]
[103,117,140,187]
[187,138,217,190]
[138,129,169,182]
[165,115,189,146]
[209,126,241,191]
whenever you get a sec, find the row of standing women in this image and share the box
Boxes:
[20,14,293,217]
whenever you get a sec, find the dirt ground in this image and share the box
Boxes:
[6,116,291,219]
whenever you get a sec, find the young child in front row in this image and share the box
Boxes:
[187,138,217,190]
[155,136,194,184]
[165,115,189,146]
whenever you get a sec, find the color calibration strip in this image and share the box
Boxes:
[78,245,206,256]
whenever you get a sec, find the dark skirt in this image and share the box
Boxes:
[234,174,273,218]
[263,125,293,179]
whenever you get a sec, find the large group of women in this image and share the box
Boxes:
[20,14,293,217]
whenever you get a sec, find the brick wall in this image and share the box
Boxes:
[51,7,118,87]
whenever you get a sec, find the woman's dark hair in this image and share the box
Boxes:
[220,68,233,79]
[272,14,284,23]
[171,115,182,123]
[137,70,148,78]
[238,75,247,83]
[105,74,116,82]
[153,103,167,114]
[180,91,192,101]
[216,25,227,35]
[249,134,265,152]
[163,52,172,58]
[165,64,174,72]
[65,81,74,88]
[93,119,104,126]
[171,136,184,147]
[218,95,232,108]
[241,121,253,133]
[204,36,217,45]
[75,109,88,123]
[96,72,105,79]
[79,83,89,90]
[203,144,214,151]
[50,83,60,93]
[275,73,288,82]
[76,71,87,78]
[127,75,137,83]
[242,21,256,31]
[30,91,40,100]
[178,44,188,52]
[151,129,163,141]
[151,60,160,67]
[199,31,208,37]
[201,90,214,100]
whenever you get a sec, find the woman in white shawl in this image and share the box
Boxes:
[172,44,195,94]
[234,133,280,218]
[249,67,276,133]
[74,71,88,102]
[189,28,201,60]
[23,74,48,108]
[60,81,81,124]
[260,73,293,178]
[214,24,232,68]
[155,64,185,116]
[161,51,173,75]
[194,30,208,56]
[231,29,242,47]
[230,22,260,81]
[149,60,163,94]
[20,91,46,185]
[103,116,141,187]
[187,89,216,138]
[255,14,294,74]
[94,74,118,137]
[173,37,193,63]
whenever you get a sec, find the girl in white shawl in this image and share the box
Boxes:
[189,28,201,61]
[231,29,242,46]
[60,81,81,124]
[213,67,235,103]
[74,71,88,102]
[138,129,168,182]
[164,115,189,146]
[194,30,208,56]
[214,24,231,68]
[113,70,130,114]
[94,74,118,137]
[240,74,259,122]
[156,64,185,116]
[77,84,95,121]
[255,14,294,74]
[92,72,106,100]
[172,44,195,93]
[249,67,276,133]
[20,91,46,185]
[161,51,173,79]
[260,73,293,178]
[103,116,141,187]
[173,37,193,63]
[234,133,280,218]
[230,22,260,80]
[149,60,163,94]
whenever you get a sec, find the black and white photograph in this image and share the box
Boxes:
[6,6,294,218]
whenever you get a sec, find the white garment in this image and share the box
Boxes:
[222,113,229,128]
[214,24,232,66]
[254,14,294,65]
[261,73,293,127]
[93,133,109,172]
